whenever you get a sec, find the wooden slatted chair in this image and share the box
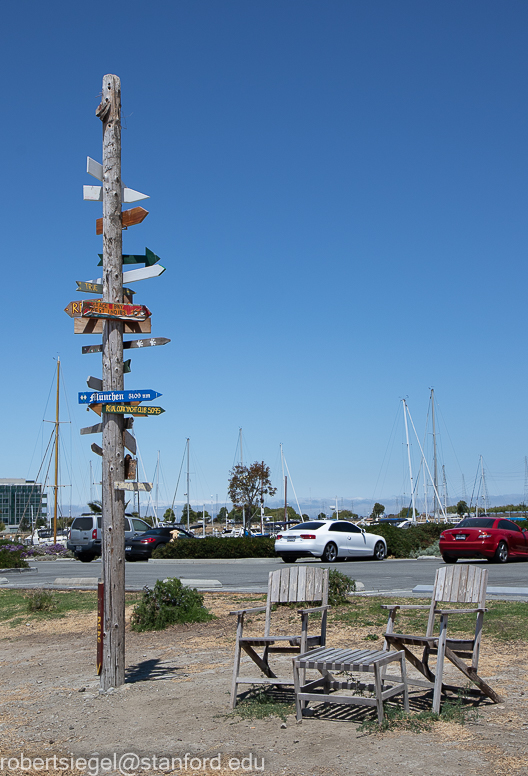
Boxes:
[230,566,330,708]
[383,565,502,712]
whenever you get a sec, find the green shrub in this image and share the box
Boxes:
[26,590,57,612]
[0,545,29,569]
[152,536,276,560]
[328,569,356,605]
[130,578,214,632]
[365,523,448,559]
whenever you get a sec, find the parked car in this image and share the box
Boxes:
[125,525,195,561]
[274,519,387,563]
[67,514,151,562]
[439,517,528,563]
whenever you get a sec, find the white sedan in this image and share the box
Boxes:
[275,520,387,563]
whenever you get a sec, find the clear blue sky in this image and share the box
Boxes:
[1,1,527,514]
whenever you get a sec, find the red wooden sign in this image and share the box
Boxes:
[65,300,151,321]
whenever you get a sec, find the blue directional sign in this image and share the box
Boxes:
[78,389,162,405]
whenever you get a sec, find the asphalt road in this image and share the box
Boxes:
[4,555,528,596]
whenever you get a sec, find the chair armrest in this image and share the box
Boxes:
[229,606,267,616]
[297,605,331,615]
[380,604,431,610]
[436,608,487,615]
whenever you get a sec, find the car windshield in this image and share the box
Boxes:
[288,522,325,530]
[455,518,496,528]
[71,518,94,531]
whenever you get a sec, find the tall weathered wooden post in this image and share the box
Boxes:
[97,74,125,689]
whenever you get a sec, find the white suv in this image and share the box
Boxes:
[67,514,151,562]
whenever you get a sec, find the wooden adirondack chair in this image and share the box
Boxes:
[383,565,502,712]
[230,566,330,708]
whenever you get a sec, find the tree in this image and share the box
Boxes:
[228,461,277,529]
[317,512,327,520]
[87,500,102,514]
[331,509,359,521]
[216,506,229,524]
[456,500,469,518]
[163,508,175,522]
[371,502,385,519]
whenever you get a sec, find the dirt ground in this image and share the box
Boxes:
[0,593,527,776]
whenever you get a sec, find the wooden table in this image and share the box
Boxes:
[293,646,409,724]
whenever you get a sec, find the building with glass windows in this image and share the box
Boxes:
[0,479,47,529]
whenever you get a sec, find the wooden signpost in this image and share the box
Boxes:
[96,206,148,235]
[77,76,170,692]
[103,403,165,416]
[97,247,160,267]
[82,337,170,354]
[65,300,151,321]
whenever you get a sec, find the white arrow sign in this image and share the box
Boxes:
[84,157,149,202]
[83,185,149,203]
[88,264,166,285]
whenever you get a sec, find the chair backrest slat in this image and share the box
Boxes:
[268,567,328,604]
[433,565,487,606]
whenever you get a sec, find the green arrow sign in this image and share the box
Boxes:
[97,248,160,267]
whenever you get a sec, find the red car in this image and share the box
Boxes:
[439,517,528,564]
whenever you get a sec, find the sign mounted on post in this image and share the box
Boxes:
[78,389,161,404]
[65,300,151,321]
[82,337,171,354]
[88,264,166,286]
[74,318,151,334]
[76,281,135,297]
[103,403,165,416]
[97,247,160,267]
[96,206,148,235]
[114,481,153,492]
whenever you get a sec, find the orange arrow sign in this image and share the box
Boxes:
[96,206,149,235]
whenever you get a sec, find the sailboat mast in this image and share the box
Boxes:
[431,388,438,521]
[53,357,60,545]
[402,399,417,521]
[186,438,190,531]
[239,428,245,529]
[155,450,160,525]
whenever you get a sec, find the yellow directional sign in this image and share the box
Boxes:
[102,404,165,416]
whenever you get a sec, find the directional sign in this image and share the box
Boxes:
[88,264,166,286]
[96,207,149,235]
[79,389,161,405]
[87,376,102,391]
[76,281,135,297]
[80,418,134,435]
[103,404,165,416]
[91,443,103,457]
[82,337,170,354]
[83,185,149,203]
[124,430,136,454]
[74,318,151,334]
[114,481,152,492]
[86,156,149,205]
[66,300,151,321]
[97,248,160,267]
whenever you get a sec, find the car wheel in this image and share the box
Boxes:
[442,554,457,564]
[322,542,338,563]
[373,541,386,561]
[76,554,94,563]
[281,554,298,563]
[493,541,509,564]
